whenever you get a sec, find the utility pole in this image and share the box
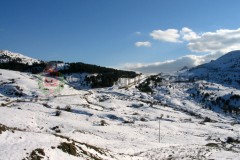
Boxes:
[158,114,163,143]
[159,118,160,143]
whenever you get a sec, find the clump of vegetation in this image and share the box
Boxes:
[123,120,134,124]
[0,124,7,134]
[136,80,152,93]
[203,117,212,122]
[27,148,45,160]
[50,126,61,133]
[140,117,147,122]
[159,114,164,119]
[100,120,108,126]
[55,110,61,116]
[98,95,110,102]
[226,137,240,144]
[132,112,139,115]
[42,103,51,108]
[206,143,219,148]
[128,103,144,108]
[136,75,163,93]
[57,142,77,156]
[0,123,21,134]
[51,126,61,133]
[65,105,72,112]
[199,117,216,124]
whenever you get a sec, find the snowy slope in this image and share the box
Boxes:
[0,68,239,160]
[188,50,240,74]
[204,50,240,70]
[180,50,240,89]
[0,50,40,65]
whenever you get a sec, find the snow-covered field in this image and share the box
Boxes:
[0,68,239,160]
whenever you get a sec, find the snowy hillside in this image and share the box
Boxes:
[204,50,240,70]
[0,50,40,65]
[181,50,240,89]
[0,65,240,159]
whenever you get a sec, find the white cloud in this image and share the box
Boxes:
[150,29,182,43]
[187,28,240,53]
[134,41,152,47]
[128,27,240,73]
[123,52,224,74]
[135,32,142,35]
[149,27,240,53]
[180,27,200,41]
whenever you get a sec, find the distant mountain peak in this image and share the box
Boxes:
[204,50,240,70]
[182,50,240,89]
[179,66,189,71]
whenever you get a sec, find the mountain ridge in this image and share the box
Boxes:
[179,50,240,89]
[194,50,240,71]
[0,50,40,65]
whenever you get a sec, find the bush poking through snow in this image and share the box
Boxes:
[128,103,144,108]
[42,103,51,108]
[100,120,108,126]
[160,114,164,119]
[51,126,61,133]
[55,110,61,116]
[140,117,147,122]
[65,105,72,112]
[26,148,45,160]
[0,124,7,134]
[57,142,77,156]
[226,137,240,144]
[206,143,219,148]
[123,120,134,124]
[203,117,212,122]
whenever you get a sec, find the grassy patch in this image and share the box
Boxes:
[24,148,45,160]
[0,123,18,134]
[57,142,77,156]
[206,143,219,148]
[0,124,7,134]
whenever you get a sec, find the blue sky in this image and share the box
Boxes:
[1,0,240,70]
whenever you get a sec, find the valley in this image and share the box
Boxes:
[0,57,239,159]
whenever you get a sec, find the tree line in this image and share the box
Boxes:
[0,60,138,88]
[60,62,138,88]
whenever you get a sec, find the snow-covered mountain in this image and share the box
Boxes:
[0,50,40,65]
[203,50,240,70]
[189,50,240,72]
[181,50,240,89]
[0,50,239,159]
